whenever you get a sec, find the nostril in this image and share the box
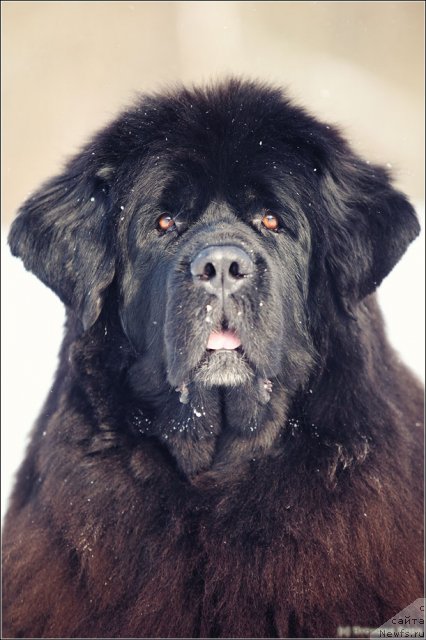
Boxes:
[202,262,216,280]
[229,262,241,278]
[190,245,254,293]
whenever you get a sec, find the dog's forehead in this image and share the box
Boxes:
[129,164,278,225]
[100,85,331,236]
[107,85,324,192]
[124,140,310,218]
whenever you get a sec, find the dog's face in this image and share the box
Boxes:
[9,80,420,409]
[119,160,314,398]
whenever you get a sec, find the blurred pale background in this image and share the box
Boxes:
[2,1,424,516]
[2,0,425,218]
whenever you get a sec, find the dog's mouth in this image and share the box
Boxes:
[172,319,276,404]
[206,329,242,351]
[166,294,276,392]
[188,323,251,388]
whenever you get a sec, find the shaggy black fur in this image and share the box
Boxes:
[3,79,424,639]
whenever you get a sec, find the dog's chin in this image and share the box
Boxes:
[192,350,254,387]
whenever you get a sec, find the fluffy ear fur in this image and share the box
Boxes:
[321,155,420,308]
[8,159,116,329]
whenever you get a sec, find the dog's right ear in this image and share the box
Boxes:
[8,158,116,330]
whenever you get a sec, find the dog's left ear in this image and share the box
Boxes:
[8,158,116,329]
[321,152,420,307]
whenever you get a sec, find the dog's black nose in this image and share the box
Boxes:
[190,245,254,296]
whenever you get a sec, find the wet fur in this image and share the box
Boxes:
[3,80,424,638]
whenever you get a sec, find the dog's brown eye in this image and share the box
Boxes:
[157,214,175,232]
[261,213,280,231]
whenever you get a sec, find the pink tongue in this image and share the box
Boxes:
[207,330,241,350]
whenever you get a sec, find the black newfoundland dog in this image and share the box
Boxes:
[3,80,424,639]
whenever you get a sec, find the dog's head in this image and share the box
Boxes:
[9,80,420,402]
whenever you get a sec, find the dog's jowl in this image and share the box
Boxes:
[3,80,424,639]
